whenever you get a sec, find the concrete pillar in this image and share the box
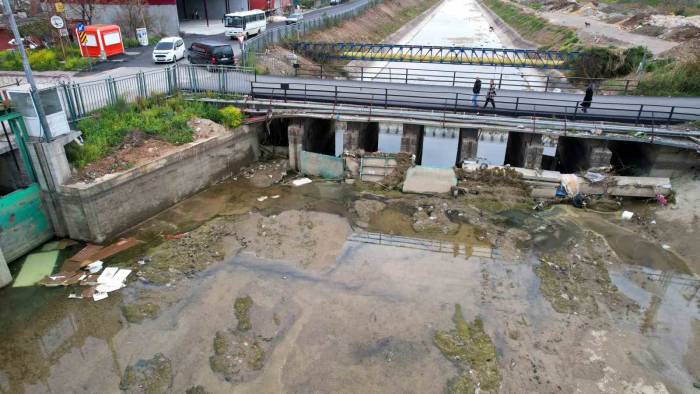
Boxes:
[344,122,362,151]
[588,140,612,169]
[0,248,10,288]
[288,119,304,171]
[400,124,421,156]
[458,128,479,164]
[505,132,543,169]
[334,121,346,156]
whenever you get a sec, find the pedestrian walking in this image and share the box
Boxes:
[237,34,245,52]
[581,84,593,113]
[472,77,481,107]
[483,80,496,109]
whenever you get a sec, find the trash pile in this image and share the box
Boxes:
[37,237,142,301]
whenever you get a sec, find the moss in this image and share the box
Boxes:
[121,303,161,323]
[120,353,173,394]
[234,296,253,332]
[209,330,267,382]
[434,304,502,393]
[185,386,210,394]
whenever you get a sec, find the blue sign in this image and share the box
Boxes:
[76,23,85,32]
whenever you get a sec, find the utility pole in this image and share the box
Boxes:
[2,0,52,141]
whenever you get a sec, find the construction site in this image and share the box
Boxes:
[0,0,699,392]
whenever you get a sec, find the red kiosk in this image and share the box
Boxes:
[76,24,125,58]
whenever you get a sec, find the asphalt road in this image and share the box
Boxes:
[84,1,365,74]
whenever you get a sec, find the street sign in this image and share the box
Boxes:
[77,23,85,32]
[50,15,64,29]
[59,28,68,37]
[54,2,64,13]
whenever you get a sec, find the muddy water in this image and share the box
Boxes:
[1,175,698,393]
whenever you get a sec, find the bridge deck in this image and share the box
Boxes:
[248,73,700,125]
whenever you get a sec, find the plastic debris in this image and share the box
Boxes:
[292,178,312,187]
[257,196,268,202]
[621,211,634,220]
[87,260,104,274]
[662,244,671,250]
[656,194,668,206]
[93,292,109,301]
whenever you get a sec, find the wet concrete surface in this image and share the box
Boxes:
[0,163,698,393]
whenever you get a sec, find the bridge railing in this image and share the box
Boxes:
[290,64,639,94]
[249,80,700,126]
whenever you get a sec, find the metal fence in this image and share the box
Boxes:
[292,64,640,94]
[242,0,380,60]
[58,65,254,122]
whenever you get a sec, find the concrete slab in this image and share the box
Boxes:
[179,20,227,36]
[0,248,10,288]
[402,166,457,194]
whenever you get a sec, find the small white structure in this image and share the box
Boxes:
[7,86,71,140]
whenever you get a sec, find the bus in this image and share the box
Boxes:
[224,10,267,39]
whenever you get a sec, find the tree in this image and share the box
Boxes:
[115,0,151,39]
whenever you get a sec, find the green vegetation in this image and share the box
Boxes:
[434,304,501,393]
[121,303,161,323]
[482,0,579,50]
[0,46,90,71]
[120,353,173,393]
[210,330,266,381]
[567,46,650,79]
[598,0,700,16]
[66,96,231,168]
[234,296,253,332]
[636,57,700,96]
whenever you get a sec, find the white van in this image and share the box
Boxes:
[224,10,267,38]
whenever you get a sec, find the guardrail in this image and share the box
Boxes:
[243,0,380,60]
[290,64,639,94]
[249,80,700,125]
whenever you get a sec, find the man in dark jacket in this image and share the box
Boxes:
[483,80,496,109]
[472,77,481,107]
[581,84,594,113]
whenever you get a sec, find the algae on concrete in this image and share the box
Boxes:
[121,303,161,323]
[433,304,501,394]
[210,330,266,382]
[185,386,210,394]
[234,296,253,332]
[120,353,173,394]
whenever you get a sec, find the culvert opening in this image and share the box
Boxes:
[608,140,655,176]
[358,122,379,153]
[265,118,290,147]
[554,137,589,173]
[302,119,335,156]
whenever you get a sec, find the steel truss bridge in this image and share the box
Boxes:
[291,42,580,69]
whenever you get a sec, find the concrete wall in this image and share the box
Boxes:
[300,150,344,179]
[57,124,260,242]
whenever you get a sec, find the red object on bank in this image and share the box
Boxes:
[77,25,125,58]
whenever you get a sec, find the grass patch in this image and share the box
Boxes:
[234,295,253,332]
[66,96,229,168]
[482,0,579,50]
[0,45,90,71]
[635,57,700,96]
[434,304,501,393]
[121,303,161,323]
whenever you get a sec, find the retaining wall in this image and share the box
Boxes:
[57,124,261,243]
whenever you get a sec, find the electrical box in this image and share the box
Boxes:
[7,86,71,140]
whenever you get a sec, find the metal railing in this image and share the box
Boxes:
[291,64,639,94]
[58,65,254,122]
[249,80,700,125]
[243,0,380,59]
[291,42,580,69]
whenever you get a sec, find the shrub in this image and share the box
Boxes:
[567,46,651,79]
[28,49,59,71]
[0,50,22,70]
[636,58,700,96]
[123,38,140,48]
[219,106,244,129]
[63,56,90,71]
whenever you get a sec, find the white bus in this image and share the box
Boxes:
[224,10,267,39]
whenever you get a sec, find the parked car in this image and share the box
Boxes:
[187,42,236,67]
[286,12,304,24]
[330,0,341,4]
[152,37,186,63]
